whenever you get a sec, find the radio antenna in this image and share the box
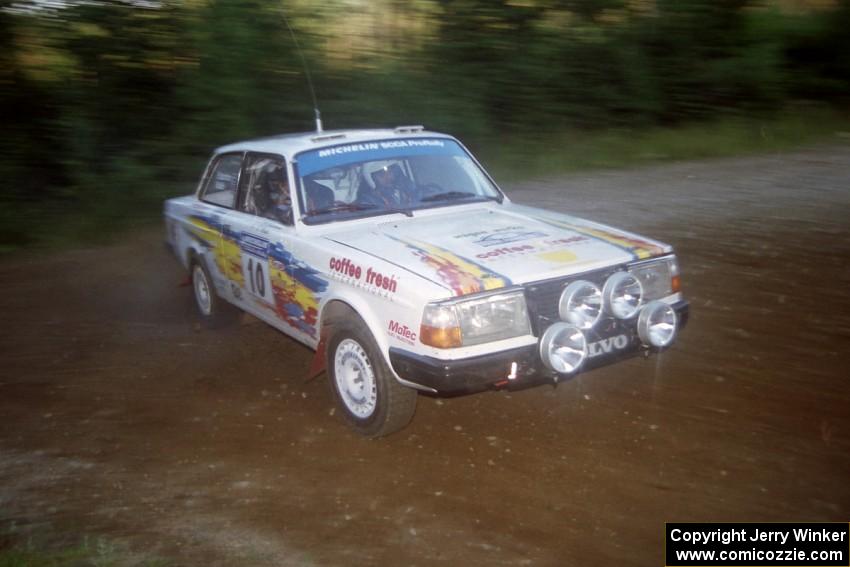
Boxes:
[282,12,323,133]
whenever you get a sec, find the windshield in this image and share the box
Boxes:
[295,138,502,224]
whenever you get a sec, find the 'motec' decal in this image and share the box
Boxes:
[388,320,417,345]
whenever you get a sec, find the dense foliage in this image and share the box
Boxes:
[1,0,849,248]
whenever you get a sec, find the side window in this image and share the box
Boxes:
[238,154,293,226]
[200,154,243,209]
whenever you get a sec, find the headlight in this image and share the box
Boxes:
[420,290,532,348]
[603,271,643,319]
[629,256,679,300]
[558,280,602,330]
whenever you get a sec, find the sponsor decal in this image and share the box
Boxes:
[298,138,463,176]
[186,214,328,338]
[472,228,548,247]
[268,243,328,338]
[329,257,399,294]
[239,232,269,259]
[474,235,589,260]
[476,244,535,259]
[544,236,590,247]
[366,267,398,293]
[317,139,445,159]
[536,250,577,263]
[388,235,511,296]
[388,320,417,345]
[454,230,488,239]
[187,214,243,285]
[587,334,630,358]
[329,256,363,279]
[534,216,665,260]
[319,142,380,157]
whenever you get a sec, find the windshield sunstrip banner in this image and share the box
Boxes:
[296,138,465,176]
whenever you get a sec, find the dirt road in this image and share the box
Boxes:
[2,146,849,566]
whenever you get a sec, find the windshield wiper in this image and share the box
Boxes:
[305,202,378,217]
[419,191,479,203]
[303,201,413,221]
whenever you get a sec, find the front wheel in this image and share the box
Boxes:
[327,318,417,437]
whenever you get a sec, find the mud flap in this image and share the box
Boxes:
[306,331,328,380]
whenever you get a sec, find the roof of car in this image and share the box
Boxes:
[215,126,454,158]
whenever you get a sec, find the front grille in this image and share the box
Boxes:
[524,256,675,337]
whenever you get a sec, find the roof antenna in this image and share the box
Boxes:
[282,12,323,133]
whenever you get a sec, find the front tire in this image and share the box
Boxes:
[327,317,417,437]
[191,258,237,328]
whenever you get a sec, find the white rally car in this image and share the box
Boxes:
[164,126,688,437]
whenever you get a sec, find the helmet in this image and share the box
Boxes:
[362,160,398,189]
[267,165,289,199]
[267,163,285,184]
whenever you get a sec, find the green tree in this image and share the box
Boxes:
[175,0,316,154]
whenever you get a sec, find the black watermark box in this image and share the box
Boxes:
[666,523,849,566]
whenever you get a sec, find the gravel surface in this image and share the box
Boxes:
[1,145,849,566]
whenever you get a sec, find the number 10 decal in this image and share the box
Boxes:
[239,233,272,303]
[247,257,266,297]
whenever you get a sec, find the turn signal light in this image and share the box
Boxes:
[419,324,462,348]
[672,274,681,293]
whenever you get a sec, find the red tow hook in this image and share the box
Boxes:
[178,275,191,287]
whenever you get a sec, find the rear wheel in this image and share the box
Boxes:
[327,317,417,437]
[191,258,237,327]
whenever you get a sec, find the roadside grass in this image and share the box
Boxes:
[0,535,170,567]
[483,107,850,181]
[0,189,174,256]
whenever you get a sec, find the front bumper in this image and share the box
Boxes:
[389,300,689,394]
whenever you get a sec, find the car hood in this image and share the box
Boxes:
[323,204,671,297]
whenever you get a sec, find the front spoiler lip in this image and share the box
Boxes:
[389,344,540,394]
[388,300,689,394]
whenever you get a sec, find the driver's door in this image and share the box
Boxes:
[226,153,301,332]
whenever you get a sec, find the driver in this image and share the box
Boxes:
[361,161,415,207]
[263,165,292,223]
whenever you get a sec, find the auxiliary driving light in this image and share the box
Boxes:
[539,323,587,374]
[603,271,643,319]
[637,300,678,348]
[559,280,603,330]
